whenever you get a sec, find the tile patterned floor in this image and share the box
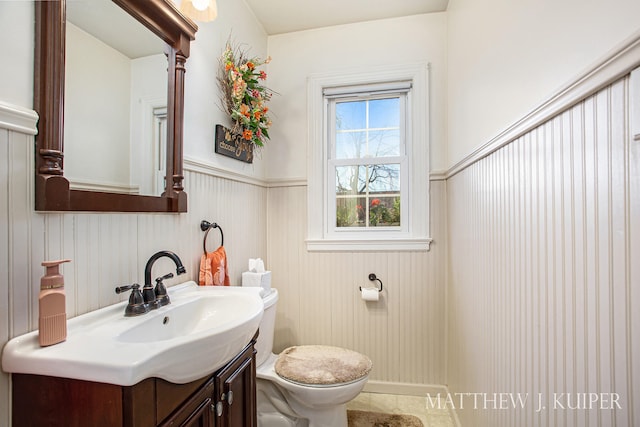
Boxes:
[347,392,456,427]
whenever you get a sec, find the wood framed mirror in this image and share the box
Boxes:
[34,0,197,212]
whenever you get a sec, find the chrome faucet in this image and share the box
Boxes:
[143,250,187,309]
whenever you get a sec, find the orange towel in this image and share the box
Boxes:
[199,246,230,286]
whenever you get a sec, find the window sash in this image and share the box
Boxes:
[328,158,407,232]
[326,91,408,236]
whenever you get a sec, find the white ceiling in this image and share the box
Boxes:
[67,0,450,58]
[244,0,449,35]
[67,0,165,59]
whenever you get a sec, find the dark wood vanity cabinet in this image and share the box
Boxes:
[12,340,257,427]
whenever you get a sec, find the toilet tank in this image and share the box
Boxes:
[255,288,278,367]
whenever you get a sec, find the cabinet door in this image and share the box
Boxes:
[160,379,215,427]
[214,346,257,427]
[179,398,213,427]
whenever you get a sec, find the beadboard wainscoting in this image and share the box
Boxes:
[266,179,448,391]
[447,75,640,426]
[0,104,268,426]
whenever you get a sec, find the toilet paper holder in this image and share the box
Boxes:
[359,273,383,293]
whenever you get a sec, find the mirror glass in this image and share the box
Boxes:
[65,0,168,196]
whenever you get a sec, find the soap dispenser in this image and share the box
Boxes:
[39,259,71,347]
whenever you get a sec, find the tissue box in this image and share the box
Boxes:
[242,271,271,293]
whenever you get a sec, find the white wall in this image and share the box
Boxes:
[262,13,450,389]
[265,13,449,178]
[0,2,33,109]
[267,180,448,390]
[447,0,640,169]
[130,53,169,195]
[65,23,132,188]
[447,72,640,427]
[445,1,640,424]
[182,0,269,180]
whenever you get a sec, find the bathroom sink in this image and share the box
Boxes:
[116,292,252,344]
[1,281,263,386]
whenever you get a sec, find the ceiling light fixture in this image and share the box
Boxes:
[179,0,218,22]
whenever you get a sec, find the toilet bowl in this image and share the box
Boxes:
[255,289,371,427]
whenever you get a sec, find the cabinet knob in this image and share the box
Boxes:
[221,391,234,405]
[215,401,224,417]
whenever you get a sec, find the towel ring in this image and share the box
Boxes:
[201,220,224,252]
[359,273,383,293]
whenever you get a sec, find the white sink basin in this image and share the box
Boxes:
[1,281,263,386]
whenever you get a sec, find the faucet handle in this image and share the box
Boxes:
[154,273,172,308]
[155,273,174,284]
[115,284,136,294]
[115,284,150,316]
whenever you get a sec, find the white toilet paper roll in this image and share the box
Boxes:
[361,287,380,302]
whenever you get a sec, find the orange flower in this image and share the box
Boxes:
[225,62,232,71]
[246,61,255,70]
[239,104,250,118]
[254,110,262,120]
[243,129,253,140]
[371,199,381,207]
[262,106,269,114]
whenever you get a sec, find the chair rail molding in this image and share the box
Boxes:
[0,102,38,135]
[447,29,640,178]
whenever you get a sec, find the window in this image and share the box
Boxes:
[328,90,407,231]
[307,64,432,251]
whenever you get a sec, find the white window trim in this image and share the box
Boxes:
[306,63,432,252]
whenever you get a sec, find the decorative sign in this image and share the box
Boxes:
[214,124,254,163]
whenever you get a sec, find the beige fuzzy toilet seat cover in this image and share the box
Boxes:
[275,345,372,385]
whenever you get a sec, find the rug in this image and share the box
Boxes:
[347,409,424,427]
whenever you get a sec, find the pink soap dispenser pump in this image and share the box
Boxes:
[39,259,71,347]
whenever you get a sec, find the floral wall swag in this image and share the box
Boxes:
[218,38,273,148]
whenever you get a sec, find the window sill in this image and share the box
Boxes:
[306,238,432,252]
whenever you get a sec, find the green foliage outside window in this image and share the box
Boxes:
[337,197,400,227]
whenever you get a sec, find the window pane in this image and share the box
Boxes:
[335,131,365,159]
[336,198,359,227]
[336,97,401,160]
[368,129,400,157]
[369,196,400,227]
[335,163,401,228]
[368,164,400,193]
[336,101,365,130]
[369,98,399,129]
[335,165,366,195]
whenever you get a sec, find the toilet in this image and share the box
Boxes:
[255,289,372,427]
